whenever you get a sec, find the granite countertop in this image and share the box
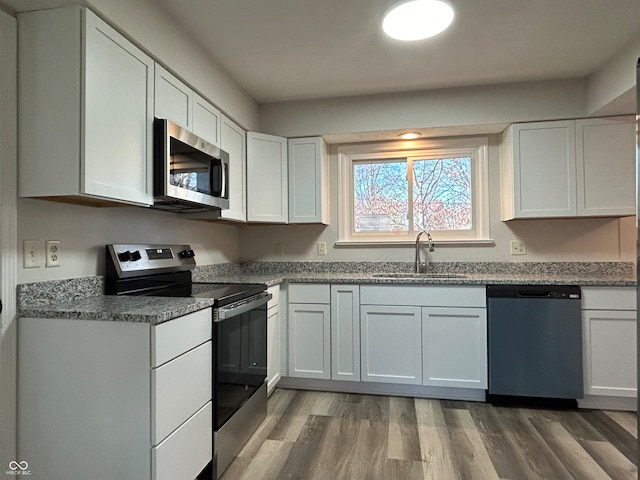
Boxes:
[194,270,636,287]
[17,261,636,324]
[18,295,216,325]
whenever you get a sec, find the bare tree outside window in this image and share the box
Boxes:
[353,156,472,233]
[353,160,407,232]
[413,157,471,231]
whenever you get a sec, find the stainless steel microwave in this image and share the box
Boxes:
[153,118,230,213]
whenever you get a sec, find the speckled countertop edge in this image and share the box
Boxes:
[17,261,636,323]
[18,295,216,325]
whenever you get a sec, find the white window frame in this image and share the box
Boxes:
[337,136,491,245]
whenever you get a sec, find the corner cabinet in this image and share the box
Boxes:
[581,287,637,404]
[247,132,289,223]
[288,137,330,224]
[219,115,247,222]
[154,63,221,147]
[500,117,635,220]
[18,309,213,480]
[18,6,154,206]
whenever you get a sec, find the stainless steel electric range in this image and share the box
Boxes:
[105,244,270,479]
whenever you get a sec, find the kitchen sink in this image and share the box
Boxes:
[372,273,468,279]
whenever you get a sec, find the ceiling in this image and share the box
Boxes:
[156,0,640,104]
[3,0,639,107]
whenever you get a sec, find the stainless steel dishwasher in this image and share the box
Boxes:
[486,285,583,407]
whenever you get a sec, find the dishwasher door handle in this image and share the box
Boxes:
[517,290,550,298]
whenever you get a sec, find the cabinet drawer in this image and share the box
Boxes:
[152,308,211,367]
[360,285,486,307]
[152,341,211,444]
[268,285,280,309]
[152,401,212,480]
[288,283,330,304]
[582,287,636,311]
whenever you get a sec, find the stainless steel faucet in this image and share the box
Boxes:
[414,230,435,273]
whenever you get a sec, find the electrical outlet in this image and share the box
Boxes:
[317,242,327,256]
[45,240,61,267]
[510,240,527,255]
[23,240,44,268]
[275,243,285,256]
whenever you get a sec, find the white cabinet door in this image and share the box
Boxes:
[267,305,280,393]
[576,117,635,217]
[247,132,288,223]
[422,307,487,389]
[288,302,331,379]
[192,93,221,147]
[360,305,422,385]
[83,10,154,205]
[154,63,192,130]
[288,137,329,224]
[331,285,360,381]
[18,6,153,206]
[501,120,576,219]
[219,115,247,222]
[582,309,637,397]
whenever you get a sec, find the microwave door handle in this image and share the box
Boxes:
[221,160,228,199]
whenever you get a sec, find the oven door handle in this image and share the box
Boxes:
[215,292,272,321]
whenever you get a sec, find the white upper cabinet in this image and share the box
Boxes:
[247,132,288,223]
[192,93,221,147]
[500,117,635,220]
[154,64,192,130]
[154,64,221,147]
[18,6,154,206]
[288,137,330,224]
[575,118,635,217]
[219,115,247,222]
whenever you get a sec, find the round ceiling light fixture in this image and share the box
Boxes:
[399,132,421,140]
[382,0,454,41]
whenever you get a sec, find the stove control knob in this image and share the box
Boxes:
[118,250,141,262]
[117,251,133,262]
[179,249,195,259]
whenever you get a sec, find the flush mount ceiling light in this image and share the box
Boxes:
[382,0,454,41]
[399,132,421,139]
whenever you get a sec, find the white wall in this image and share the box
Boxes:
[258,79,590,138]
[587,32,640,116]
[17,200,242,283]
[240,138,636,263]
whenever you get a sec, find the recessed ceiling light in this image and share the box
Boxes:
[383,0,454,41]
[399,132,421,139]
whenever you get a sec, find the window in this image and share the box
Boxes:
[337,137,490,244]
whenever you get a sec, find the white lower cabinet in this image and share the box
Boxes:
[582,287,637,399]
[422,307,487,389]
[331,285,360,381]
[360,285,487,389]
[267,285,281,393]
[18,309,213,480]
[360,305,423,384]
[288,284,331,379]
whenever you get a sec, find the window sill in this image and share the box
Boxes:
[334,239,496,247]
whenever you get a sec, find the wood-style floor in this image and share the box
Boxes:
[220,388,638,480]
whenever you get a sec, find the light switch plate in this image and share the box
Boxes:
[23,240,44,268]
[510,240,527,255]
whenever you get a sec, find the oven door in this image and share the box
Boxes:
[213,293,270,430]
